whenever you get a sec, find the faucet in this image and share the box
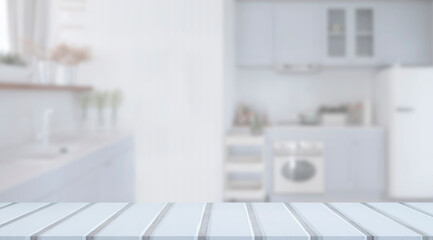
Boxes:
[37,108,53,146]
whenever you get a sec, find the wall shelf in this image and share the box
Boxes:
[224,135,266,202]
[0,82,93,92]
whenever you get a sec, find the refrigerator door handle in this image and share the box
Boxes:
[396,107,415,113]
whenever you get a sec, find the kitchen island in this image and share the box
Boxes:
[0,133,134,202]
[0,202,431,239]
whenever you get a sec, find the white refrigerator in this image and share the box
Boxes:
[377,66,433,199]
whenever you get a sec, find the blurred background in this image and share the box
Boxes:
[0,0,432,202]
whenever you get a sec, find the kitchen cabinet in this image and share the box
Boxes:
[236,1,273,66]
[375,0,432,66]
[266,127,385,200]
[235,0,432,67]
[224,135,266,202]
[324,1,433,66]
[274,2,322,65]
[101,149,135,201]
[324,141,354,193]
[323,3,377,65]
[351,141,384,192]
[54,166,104,202]
[0,135,135,202]
[45,143,135,202]
[326,131,384,196]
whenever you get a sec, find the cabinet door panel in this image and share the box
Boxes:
[352,4,378,65]
[54,167,104,202]
[352,143,384,192]
[324,142,353,193]
[323,3,352,65]
[236,2,273,66]
[274,2,322,64]
[323,2,379,65]
[375,1,432,66]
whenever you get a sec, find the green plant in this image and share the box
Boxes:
[0,53,26,66]
[110,89,123,109]
[95,91,109,110]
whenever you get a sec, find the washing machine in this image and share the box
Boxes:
[273,141,324,194]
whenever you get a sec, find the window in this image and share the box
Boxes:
[0,0,10,53]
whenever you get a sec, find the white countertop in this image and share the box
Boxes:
[266,125,384,130]
[229,125,384,135]
[0,202,431,239]
[0,132,133,195]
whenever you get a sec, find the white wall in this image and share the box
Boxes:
[133,0,224,201]
[224,0,236,131]
[235,68,376,124]
[50,0,226,201]
[0,90,78,148]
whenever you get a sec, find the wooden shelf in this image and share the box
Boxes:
[0,82,93,92]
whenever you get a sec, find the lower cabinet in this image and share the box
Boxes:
[324,141,354,193]
[351,141,384,193]
[43,143,135,202]
[53,167,104,202]
[267,128,385,200]
[0,136,136,202]
[325,131,385,198]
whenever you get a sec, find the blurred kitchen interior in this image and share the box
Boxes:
[0,0,433,202]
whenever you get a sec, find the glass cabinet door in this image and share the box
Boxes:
[355,8,374,58]
[327,9,347,58]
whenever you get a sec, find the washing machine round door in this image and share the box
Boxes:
[281,159,316,182]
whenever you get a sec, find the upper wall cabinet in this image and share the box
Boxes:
[236,1,273,67]
[235,0,432,67]
[375,0,432,66]
[274,2,322,65]
[323,3,377,65]
[326,7,348,60]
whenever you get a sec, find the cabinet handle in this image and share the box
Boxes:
[396,107,414,113]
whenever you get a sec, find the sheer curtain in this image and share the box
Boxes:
[7,0,50,54]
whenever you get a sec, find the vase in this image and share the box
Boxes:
[55,64,77,85]
[37,60,55,84]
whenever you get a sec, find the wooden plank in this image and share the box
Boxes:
[245,203,262,240]
[38,203,128,240]
[0,203,50,227]
[367,203,433,237]
[0,203,12,209]
[329,203,421,240]
[142,203,173,240]
[290,203,366,240]
[403,203,433,217]
[0,203,88,240]
[0,202,431,239]
[198,203,213,240]
[93,203,166,240]
[252,203,309,240]
[151,203,206,240]
[0,82,93,92]
[207,203,254,240]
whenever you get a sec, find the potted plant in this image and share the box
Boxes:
[50,44,90,85]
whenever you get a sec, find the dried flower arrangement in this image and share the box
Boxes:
[21,40,91,65]
[21,39,47,59]
[50,44,91,66]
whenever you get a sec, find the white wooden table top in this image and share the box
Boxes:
[0,202,432,240]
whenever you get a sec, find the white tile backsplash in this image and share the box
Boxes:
[235,68,375,123]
